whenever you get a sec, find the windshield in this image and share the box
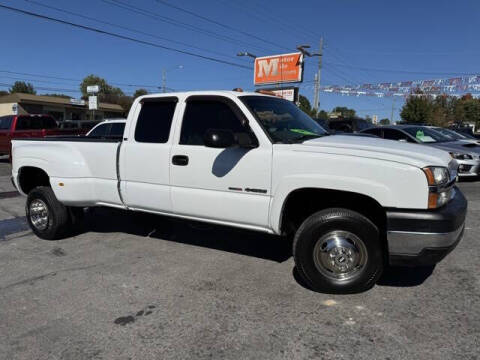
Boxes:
[240,95,328,143]
[403,127,451,143]
[433,128,463,140]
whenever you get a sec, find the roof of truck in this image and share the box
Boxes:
[138,90,273,99]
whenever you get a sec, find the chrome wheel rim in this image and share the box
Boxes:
[313,230,368,281]
[29,199,49,231]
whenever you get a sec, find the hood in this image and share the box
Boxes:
[430,140,480,156]
[299,135,453,169]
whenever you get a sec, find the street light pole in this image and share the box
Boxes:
[237,51,257,59]
[161,65,183,93]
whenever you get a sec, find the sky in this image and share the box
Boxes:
[0,0,479,121]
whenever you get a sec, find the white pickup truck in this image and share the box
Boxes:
[11,91,467,293]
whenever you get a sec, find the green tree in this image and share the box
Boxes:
[400,93,434,124]
[454,94,480,128]
[431,94,457,127]
[332,106,356,118]
[80,75,133,112]
[9,81,36,95]
[298,95,316,117]
[43,93,71,99]
[80,75,124,98]
[133,88,148,98]
[379,118,390,125]
[316,110,329,121]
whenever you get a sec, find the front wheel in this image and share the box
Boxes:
[26,186,70,240]
[293,208,384,294]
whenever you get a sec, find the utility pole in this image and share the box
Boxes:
[390,98,396,124]
[313,37,323,112]
[162,69,166,93]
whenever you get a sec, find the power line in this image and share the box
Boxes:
[0,82,81,93]
[23,0,235,60]
[0,70,161,90]
[101,0,274,54]
[0,3,252,71]
[214,0,319,44]
[153,0,290,52]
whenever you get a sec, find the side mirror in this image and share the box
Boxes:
[204,129,235,148]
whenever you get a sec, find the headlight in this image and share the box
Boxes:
[423,166,453,209]
[422,166,450,186]
[450,152,473,160]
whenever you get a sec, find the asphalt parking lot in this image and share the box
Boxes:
[0,157,479,360]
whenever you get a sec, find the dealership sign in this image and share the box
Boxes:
[259,87,299,102]
[254,52,303,85]
[87,85,100,94]
[88,96,98,110]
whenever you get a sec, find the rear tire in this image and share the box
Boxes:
[293,208,384,294]
[26,186,70,240]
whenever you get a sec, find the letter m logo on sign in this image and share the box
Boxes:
[257,58,279,78]
[254,52,303,86]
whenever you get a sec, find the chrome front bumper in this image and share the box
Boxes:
[388,224,465,255]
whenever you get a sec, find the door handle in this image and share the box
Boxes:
[172,155,189,166]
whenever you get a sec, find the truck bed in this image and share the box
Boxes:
[12,136,122,142]
[12,137,123,207]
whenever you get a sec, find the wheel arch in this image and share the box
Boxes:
[17,166,51,195]
[275,187,387,237]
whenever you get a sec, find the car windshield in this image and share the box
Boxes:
[433,128,464,140]
[403,127,451,143]
[453,130,476,139]
[240,95,328,143]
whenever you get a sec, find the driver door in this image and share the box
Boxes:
[170,96,272,229]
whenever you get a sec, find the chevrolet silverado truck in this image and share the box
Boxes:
[11,91,467,293]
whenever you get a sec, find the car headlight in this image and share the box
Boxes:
[422,166,449,186]
[422,166,452,209]
[450,152,473,160]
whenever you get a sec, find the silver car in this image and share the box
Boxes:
[361,125,480,177]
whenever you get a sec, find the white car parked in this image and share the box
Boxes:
[86,118,126,138]
[11,91,467,293]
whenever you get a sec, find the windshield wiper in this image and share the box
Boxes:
[292,134,325,143]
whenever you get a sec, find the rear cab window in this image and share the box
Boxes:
[134,99,177,143]
[15,115,57,130]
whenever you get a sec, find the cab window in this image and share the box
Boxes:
[180,99,253,146]
[89,123,110,137]
[135,101,176,143]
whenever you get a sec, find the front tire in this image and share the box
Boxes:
[293,208,384,294]
[26,186,70,240]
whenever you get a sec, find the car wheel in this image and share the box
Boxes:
[26,186,70,240]
[293,208,384,294]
